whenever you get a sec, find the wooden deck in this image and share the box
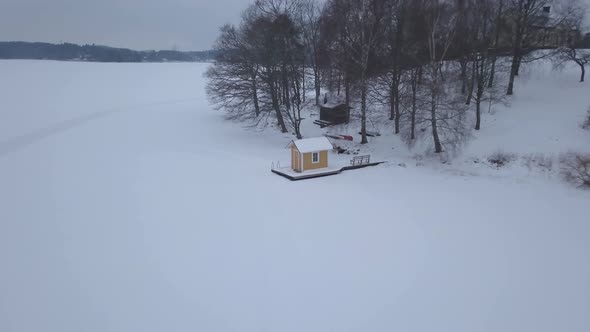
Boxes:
[271,161,385,181]
[272,166,342,181]
[341,161,385,171]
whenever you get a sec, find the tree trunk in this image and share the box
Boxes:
[394,87,401,135]
[475,54,486,130]
[507,21,523,96]
[410,70,417,140]
[328,67,333,93]
[507,55,519,95]
[268,71,287,133]
[580,63,585,82]
[431,88,442,153]
[489,0,503,88]
[418,66,423,84]
[291,70,303,139]
[314,66,321,105]
[252,79,260,117]
[283,74,291,112]
[389,81,396,121]
[359,46,369,144]
[466,56,476,105]
[360,80,368,144]
[488,56,497,88]
[430,65,442,153]
[392,19,404,134]
[475,89,483,131]
[302,60,306,104]
[392,70,401,134]
[273,97,287,133]
[343,74,350,123]
[460,59,468,94]
[345,74,350,107]
[475,100,481,130]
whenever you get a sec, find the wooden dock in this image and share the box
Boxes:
[271,161,385,181]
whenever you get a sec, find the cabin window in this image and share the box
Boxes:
[312,152,320,164]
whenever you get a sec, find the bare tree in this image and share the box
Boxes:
[252,0,309,137]
[282,62,306,138]
[505,0,581,95]
[488,0,506,88]
[300,0,323,105]
[472,54,510,130]
[380,0,409,134]
[317,0,355,109]
[561,153,590,188]
[470,0,509,130]
[423,0,459,153]
[555,47,590,81]
[397,65,426,143]
[206,24,264,123]
[506,0,547,95]
[583,107,590,130]
[553,7,590,82]
[408,66,422,140]
[329,0,387,144]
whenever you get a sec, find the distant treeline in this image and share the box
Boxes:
[0,41,216,62]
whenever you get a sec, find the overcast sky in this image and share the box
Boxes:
[2,0,589,51]
[0,0,251,51]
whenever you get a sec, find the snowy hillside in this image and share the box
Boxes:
[297,59,590,182]
[463,61,590,156]
[0,60,589,332]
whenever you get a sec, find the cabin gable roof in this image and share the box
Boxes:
[289,137,333,153]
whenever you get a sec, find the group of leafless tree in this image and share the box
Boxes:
[206,0,587,153]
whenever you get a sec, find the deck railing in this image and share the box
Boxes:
[350,155,371,166]
[271,161,282,170]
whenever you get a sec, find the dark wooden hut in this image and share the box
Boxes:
[320,103,350,125]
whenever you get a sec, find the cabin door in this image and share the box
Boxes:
[291,148,300,171]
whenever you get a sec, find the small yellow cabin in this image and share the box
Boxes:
[288,137,333,173]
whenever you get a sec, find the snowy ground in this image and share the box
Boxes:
[0,60,589,332]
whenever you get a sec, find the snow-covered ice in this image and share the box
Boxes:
[0,60,589,332]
